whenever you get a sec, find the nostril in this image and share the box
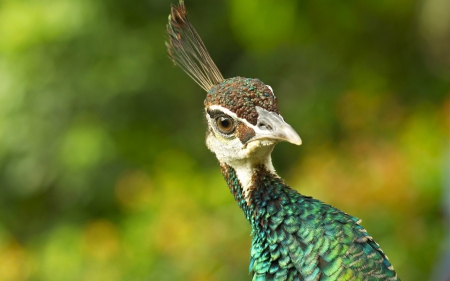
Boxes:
[258,122,272,130]
[258,122,265,129]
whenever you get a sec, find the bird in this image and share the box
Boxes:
[166,1,400,280]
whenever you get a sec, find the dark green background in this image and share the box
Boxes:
[0,0,449,280]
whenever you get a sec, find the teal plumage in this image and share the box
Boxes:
[222,163,398,280]
[166,1,400,280]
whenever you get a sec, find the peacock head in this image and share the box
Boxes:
[203,77,300,164]
[166,0,300,165]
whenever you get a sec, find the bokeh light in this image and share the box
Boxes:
[0,0,448,280]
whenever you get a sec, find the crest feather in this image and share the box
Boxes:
[166,0,224,91]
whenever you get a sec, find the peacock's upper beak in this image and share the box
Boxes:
[250,106,302,145]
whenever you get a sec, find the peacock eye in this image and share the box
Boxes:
[216,116,235,134]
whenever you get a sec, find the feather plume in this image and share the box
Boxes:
[166,0,224,92]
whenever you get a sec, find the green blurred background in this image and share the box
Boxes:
[0,0,449,280]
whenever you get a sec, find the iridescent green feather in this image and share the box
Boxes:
[221,164,399,281]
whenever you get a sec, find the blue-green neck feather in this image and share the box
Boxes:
[220,163,399,281]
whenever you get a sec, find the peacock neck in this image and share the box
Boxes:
[219,162,289,229]
[220,163,253,222]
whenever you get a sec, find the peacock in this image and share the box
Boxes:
[166,1,400,280]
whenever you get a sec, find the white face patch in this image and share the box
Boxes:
[204,106,261,163]
[205,105,278,204]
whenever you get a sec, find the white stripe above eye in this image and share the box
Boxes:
[206,104,289,140]
[206,105,256,128]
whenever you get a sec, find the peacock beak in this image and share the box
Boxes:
[250,106,302,145]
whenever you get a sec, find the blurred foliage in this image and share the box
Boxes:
[0,0,449,280]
